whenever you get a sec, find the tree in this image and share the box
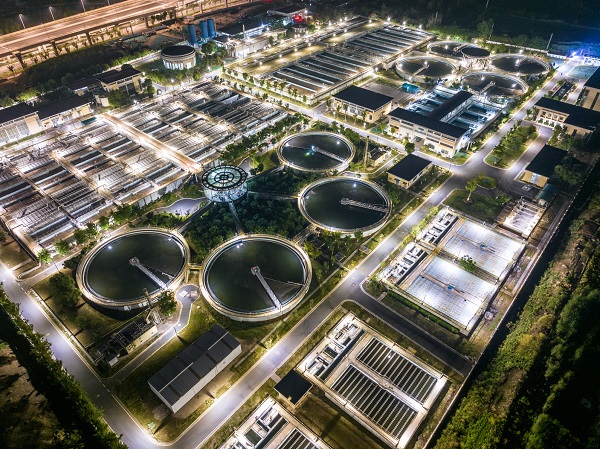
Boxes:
[98,215,110,230]
[73,229,90,245]
[156,290,177,317]
[0,229,7,243]
[49,272,81,308]
[143,78,155,97]
[201,40,216,56]
[38,248,52,264]
[477,19,494,41]
[404,142,415,154]
[54,240,70,256]
[553,160,584,187]
[465,176,479,202]
[107,89,131,108]
[459,255,477,273]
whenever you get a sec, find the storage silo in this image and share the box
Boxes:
[199,20,209,39]
[188,24,198,45]
[207,18,216,37]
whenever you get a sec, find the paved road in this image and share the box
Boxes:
[0,0,180,57]
[0,59,577,449]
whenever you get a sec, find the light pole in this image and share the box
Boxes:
[49,7,55,21]
[19,14,25,29]
[81,0,86,12]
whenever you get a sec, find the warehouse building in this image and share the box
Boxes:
[521,144,567,188]
[581,66,600,112]
[387,154,432,188]
[332,85,394,123]
[387,90,478,157]
[535,97,600,138]
[148,324,241,413]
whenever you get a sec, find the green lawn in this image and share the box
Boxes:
[477,175,497,189]
[485,125,538,168]
[444,189,508,223]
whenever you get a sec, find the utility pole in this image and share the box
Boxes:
[546,33,553,51]
[363,136,369,169]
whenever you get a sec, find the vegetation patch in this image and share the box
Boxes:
[444,189,509,223]
[485,124,538,168]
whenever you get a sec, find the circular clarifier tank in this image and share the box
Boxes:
[490,54,549,75]
[202,235,311,321]
[396,56,456,81]
[77,229,189,310]
[461,72,527,96]
[428,41,490,59]
[299,177,391,235]
[278,132,354,172]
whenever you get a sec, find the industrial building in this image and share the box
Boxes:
[521,144,567,188]
[267,5,307,25]
[581,66,600,111]
[97,67,143,95]
[0,95,92,145]
[160,45,196,70]
[387,154,432,188]
[534,96,600,137]
[388,87,498,157]
[148,324,241,413]
[332,85,394,123]
[66,67,143,97]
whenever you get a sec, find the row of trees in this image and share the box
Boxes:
[0,287,127,448]
[222,113,306,162]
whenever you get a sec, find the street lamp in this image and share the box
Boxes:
[81,0,86,12]
[19,14,25,29]
[49,7,55,21]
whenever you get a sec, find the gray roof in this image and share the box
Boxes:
[97,67,141,84]
[388,107,467,139]
[275,370,312,405]
[388,154,432,181]
[584,66,600,90]
[535,97,600,131]
[269,5,305,15]
[428,91,473,121]
[0,103,36,125]
[35,95,91,120]
[148,324,240,406]
[333,85,394,111]
[525,144,567,177]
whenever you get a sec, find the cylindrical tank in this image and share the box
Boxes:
[188,24,197,45]
[199,20,209,39]
[207,18,216,37]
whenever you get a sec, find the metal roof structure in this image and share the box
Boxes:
[201,165,247,191]
[148,324,240,411]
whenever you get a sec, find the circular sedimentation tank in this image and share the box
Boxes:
[461,72,527,96]
[428,41,490,59]
[201,235,311,321]
[201,165,248,202]
[278,132,354,172]
[299,177,391,235]
[490,54,549,75]
[396,56,456,82]
[77,229,189,310]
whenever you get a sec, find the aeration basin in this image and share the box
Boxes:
[77,228,189,311]
[299,177,391,235]
[201,235,311,321]
[490,54,549,75]
[278,132,354,172]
